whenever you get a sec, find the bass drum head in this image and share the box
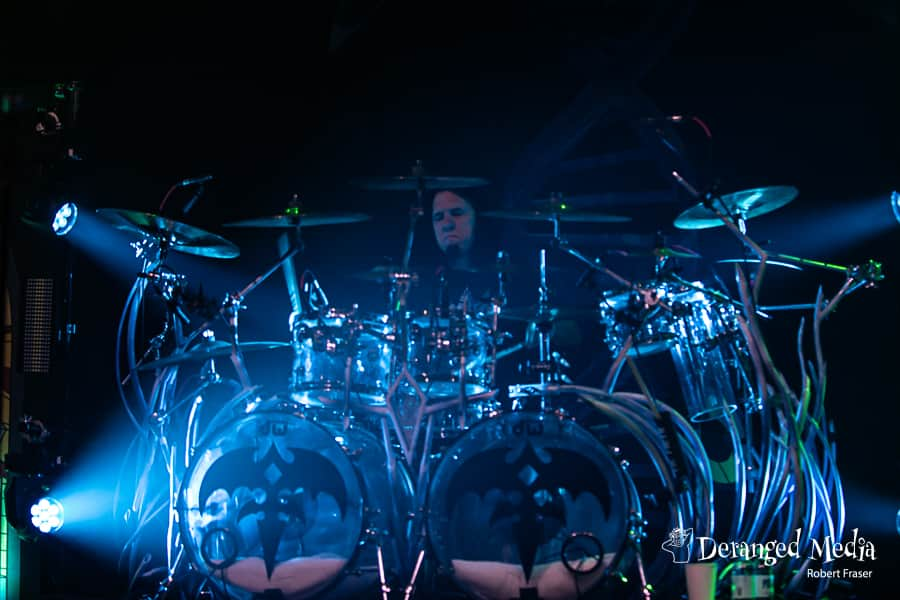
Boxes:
[427,411,635,600]
[179,399,366,600]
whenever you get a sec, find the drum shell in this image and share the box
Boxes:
[290,312,393,407]
[406,312,493,400]
[599,282,746,422]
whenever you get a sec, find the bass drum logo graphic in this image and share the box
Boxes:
[179,400,411,599]
[427,411,640,600]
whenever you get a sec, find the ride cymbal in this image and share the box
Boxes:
[607,246,702,259]
[481,209,631,223]
[224,211,370,228]
[96,208,240,258]
[137,341,290,371]
[351,175,489,191]
[499,305,598,323]
[674,185,798,230]
[716,258,803,271]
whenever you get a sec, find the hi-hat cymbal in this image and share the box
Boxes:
[96,208,240,258]
[481,209,631,223]
[499,305,598,323]
[351,175,489,191]
[674,186,798,230]
[137,340,290,371]
[353,264,419,283]
[224,211,370,228]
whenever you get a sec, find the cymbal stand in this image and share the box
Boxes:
[671,170,769,301]
[755,256,884,313]
[401,160,427,272]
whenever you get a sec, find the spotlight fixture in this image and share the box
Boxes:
[891,191,900,225]
[29,496,64,534]
[51,202,78,236]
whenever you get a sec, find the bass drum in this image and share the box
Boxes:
[178,397,413,599]
[426,411,640,600]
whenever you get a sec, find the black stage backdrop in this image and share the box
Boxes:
[3,1,899,598]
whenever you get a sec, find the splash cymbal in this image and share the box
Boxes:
[674,186,798,230]
[96,208,240,258]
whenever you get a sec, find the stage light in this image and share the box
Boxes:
[51,202,78,236]
[891,191,900,225]
[29,497,64,534]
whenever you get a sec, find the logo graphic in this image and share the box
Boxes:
[446,439,613,581]
[661,527,694,563]
[199,441,348,578]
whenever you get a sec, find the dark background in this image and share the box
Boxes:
[3,0,899,597]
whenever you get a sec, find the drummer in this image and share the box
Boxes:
[430,189,501,311]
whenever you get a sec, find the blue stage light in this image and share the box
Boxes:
[891,191,900,225]
[51,202,78,236]
[29,496,64,534]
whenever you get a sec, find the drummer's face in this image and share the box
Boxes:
[432,191,475,254]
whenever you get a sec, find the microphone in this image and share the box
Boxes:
[179,175,214,187]
[302,271,329,312]
[182,184,206,215]
[640,115,687,123]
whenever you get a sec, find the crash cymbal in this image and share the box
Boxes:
[481,209,631,223]
[224,211,370,228]
[717,258,803,271]
[674,185,798,230]
[96,208,240,259]
[137,340,290,371]
[499,305,598,323]
[351,175,489,191]
[607,245,702,259]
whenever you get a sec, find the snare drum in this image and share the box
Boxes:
[406,309,493,399]
[178,397,413,599]
[290,308,392,407]
[427,411,639,600]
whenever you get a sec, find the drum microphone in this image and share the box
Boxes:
[182,184,206,215]
[640,115,687,123]
[179,174,214,187]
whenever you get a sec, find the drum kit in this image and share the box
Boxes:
[106,165,882,600]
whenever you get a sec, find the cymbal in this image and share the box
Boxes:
[481,209,631,223]
[137,340,290,371]
[224,212,370,228]
[674,186,798,230]
[353,264,419,283]
[96,208,240,259]
[607,246,702,259]
[717,258,803,271]
[351,175,489,191]
[499,305,598,323]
